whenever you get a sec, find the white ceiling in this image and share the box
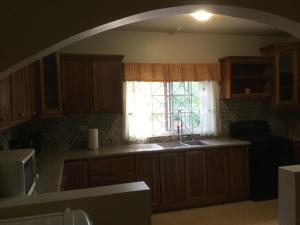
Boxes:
[118,13,289,36]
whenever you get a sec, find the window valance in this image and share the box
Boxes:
[123,63,221,81]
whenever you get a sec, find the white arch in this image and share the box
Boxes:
[2,4,300,78]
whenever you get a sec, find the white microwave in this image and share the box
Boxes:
[0,149,38,198]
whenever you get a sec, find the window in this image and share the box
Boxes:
[124,81,219,140]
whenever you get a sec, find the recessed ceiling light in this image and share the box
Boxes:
[191,10,213,21]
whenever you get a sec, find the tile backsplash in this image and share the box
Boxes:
[0,129,12,150]
[12,113,125,151]
[219,98,290,136]
[0,98,297,151]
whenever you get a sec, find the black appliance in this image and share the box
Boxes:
[230,120,294,200]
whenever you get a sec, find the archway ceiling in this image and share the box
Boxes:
[1,0,300,78]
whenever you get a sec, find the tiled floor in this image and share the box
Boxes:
[152,200,277,225]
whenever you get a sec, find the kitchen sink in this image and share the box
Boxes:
[182,140,208,146]
[157,140,208,148]
[157,142,188,149]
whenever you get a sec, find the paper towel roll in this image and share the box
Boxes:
[88,128,99,150]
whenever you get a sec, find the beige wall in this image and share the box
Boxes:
[62,30,288,63]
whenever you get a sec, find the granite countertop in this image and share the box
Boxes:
[36,138,250,193]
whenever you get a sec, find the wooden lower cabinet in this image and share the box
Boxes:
[88,156,136,187]
[61,146,249,212]
[294,140,300,163]
[61,159,88,191]
[185,150,207,203]
[207,149,229,204]
[228,147,249,201]
[136,154,160,211]
[160,152,186,209]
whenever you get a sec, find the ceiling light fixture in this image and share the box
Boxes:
[191,10,213,21]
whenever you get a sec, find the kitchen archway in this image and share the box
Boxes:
[2,4,300,78]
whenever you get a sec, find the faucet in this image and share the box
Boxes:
[177,110,183,142]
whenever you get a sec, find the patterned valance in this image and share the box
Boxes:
[123,63,221,81]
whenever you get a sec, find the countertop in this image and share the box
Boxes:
[0,182,149,208]
[36,138,250,193]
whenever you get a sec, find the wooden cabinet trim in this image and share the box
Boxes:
[61,54,124,62]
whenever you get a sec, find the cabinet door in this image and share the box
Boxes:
[136,154,160,210]
[160,152,186,206]
[275,51,298,105]
[93,61,122,113]
[228,147,249,201]
[294,141,300,163]
[88,156,136,187]
[61,59,93,114]
[207,149,228,203]
[11,67,30,121]
[61,159,88,190]
[40,53,62,115]
[27,62,38,117]
[0,77,11,127]
[185,150,207,202]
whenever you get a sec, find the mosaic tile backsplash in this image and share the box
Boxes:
[11,113,125,151]
[0,98,297,151]
[0,129,12,150]
[219,99,290,136]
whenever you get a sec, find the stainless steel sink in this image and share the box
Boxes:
[157,142,188,149]
[182,140,208,146]
[157,140,208,149]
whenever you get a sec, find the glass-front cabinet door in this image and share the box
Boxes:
[276,51,298,105]
[39,53,62,115]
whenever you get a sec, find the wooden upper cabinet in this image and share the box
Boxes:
[160,152,186,207]
[206,148,229,203]
[260,42,300,107]
[27,62,38,117]
[0,77,12,128]
[11,67,30,121]
[3,62,36,127]
[228,147,249,201]
[185,150,207,202]
[219,56,273,99]
[61,54,123,114]
[93,61,123,113]
[61,58,93,114]
[39,53,62,115]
